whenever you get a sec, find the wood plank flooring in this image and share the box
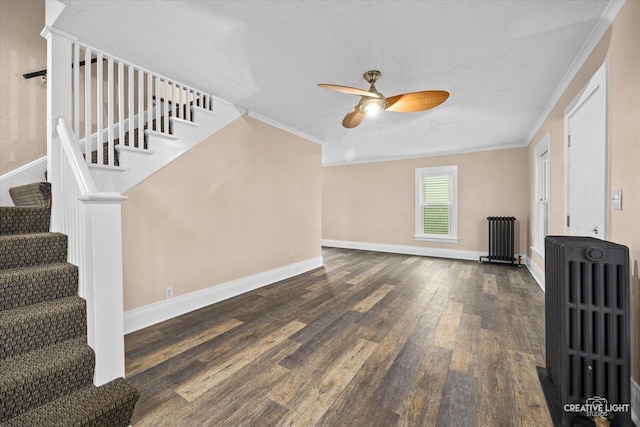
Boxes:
[125,248,551,426]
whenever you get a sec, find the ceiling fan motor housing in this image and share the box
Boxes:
[363,70,382,84]
[359,70,387,112]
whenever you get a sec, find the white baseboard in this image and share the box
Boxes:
[322,240,545,290]
[124,256,323,334]
[321,239,521,262]
[632,379,639,427]
[525,257,545,292]
[322,238,485,260]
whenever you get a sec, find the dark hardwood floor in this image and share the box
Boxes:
[125,247,551,426]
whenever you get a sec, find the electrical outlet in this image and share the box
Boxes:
[165,287,173,300]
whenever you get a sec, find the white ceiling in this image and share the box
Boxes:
[54,0,617,165]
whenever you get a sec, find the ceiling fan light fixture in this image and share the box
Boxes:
[318,69,449,128]
[359,97,387,115]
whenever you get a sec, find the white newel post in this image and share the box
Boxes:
[44,24,131,386]
[80,193,128,386]
[42,27,75,232]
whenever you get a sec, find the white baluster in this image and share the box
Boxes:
[84,48,92,164]
[186,88,191,122]
[96,53,103,165]
[164,80,170,133]
[107,57,114,166]
[137,69,144,148]
[176,85,184,118]
[73,43,80,136]
[154,76,159,131]
[147,73,153,137]
[118,62,124,149]
[128,66,134,147]
[171,82,180,118]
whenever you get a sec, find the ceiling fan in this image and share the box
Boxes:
[318,70,449,128]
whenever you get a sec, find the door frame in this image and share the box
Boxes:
[563,60,609,239]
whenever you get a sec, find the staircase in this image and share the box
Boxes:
[0,183,139,426]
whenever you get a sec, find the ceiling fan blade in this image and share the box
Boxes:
[342,106,366,128]
[385,90,449,112]
[318,83,382,98]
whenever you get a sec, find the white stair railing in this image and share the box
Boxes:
[56,116,127,386]
[69,38,215,169]
[41,26,221,386]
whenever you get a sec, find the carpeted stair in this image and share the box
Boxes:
[0,182,139,426]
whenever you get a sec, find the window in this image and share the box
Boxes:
[533,133,550,257]
[415,165,458,243]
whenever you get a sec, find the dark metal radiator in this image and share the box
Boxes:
[479,216,519,265]
[538,236,631,426]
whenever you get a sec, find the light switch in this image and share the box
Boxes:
[612,190,622,210]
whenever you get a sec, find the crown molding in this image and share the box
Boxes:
[322,140,528,167]
[525,0,626,145]
[247,111,323,144]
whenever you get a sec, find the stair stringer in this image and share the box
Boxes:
[90,99,245,194]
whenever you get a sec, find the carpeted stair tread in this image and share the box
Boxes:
[0,337,95,421]
[8,182,51,207]
[1,181,140,422]
[0,262,78,310]
[0,232,67,269]
[0,206,51,235]
[2,377,139,427]
[0,296,86,360]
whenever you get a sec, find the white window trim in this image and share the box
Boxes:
[414,165,458,243]
[532,132,550,258]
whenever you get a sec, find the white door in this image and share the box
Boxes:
[565,62,608,239]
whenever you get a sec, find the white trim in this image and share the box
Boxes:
[144,129,179,140]
[247,110,323,144]
[171,116,200,128]
[415,165,458,242]
[0,156,46,181]
[525,0,626,145]
[632,379,639,427]
[0,156,48,206]
[322,239,486,261]
[116,145,155,155]
[88,163,128,172]
[525,256,545,292]
[530,245,544,259]
[124,256,323,334]
[533,132,550,256]
[323,141,527,167]
[40,25,77,42]
[414,236,459,244]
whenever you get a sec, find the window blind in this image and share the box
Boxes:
[423,175,450,235]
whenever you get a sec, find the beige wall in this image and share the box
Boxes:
[122,115,322,311]
[0,0,46,175]
[323,147,529,255]
[527,0,639,381]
